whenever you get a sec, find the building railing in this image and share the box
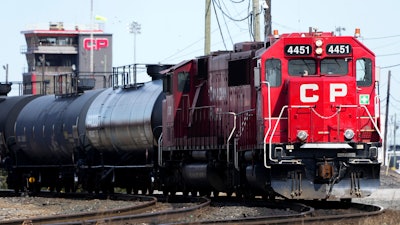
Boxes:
[20,45,78,54]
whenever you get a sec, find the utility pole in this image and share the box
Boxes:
[393,113,398,170]
[204,0,211,55]
[384,70,391,174]
[263,0,272,40]
[252,0,260,41]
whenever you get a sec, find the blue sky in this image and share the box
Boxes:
[1,1,400,129]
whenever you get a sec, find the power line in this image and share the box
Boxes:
[363,34,400,40]
[381,64,400,69]
[376,52,400,57]
[212,0,228,50]
[212,0,251,22]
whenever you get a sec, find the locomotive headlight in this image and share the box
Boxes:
[315,39,323,47]
[344,129,355,140]
[297,130,308,141]
[315,47,323,55]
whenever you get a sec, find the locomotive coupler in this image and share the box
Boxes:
[318,159,334,180]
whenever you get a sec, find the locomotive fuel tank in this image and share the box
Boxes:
[14,90,104,165]
[85,79,164,164]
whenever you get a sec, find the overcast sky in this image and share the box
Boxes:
[1,1,400,133]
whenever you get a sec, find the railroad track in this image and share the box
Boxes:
[171,200,384,225]
[0,191,384,225]
[0,193,210,225]
[0,193,157,225]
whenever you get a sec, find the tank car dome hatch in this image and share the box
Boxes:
[0,83,12,96]
[146,64,173,81]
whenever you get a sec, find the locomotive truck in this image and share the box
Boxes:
[0,28,381,200]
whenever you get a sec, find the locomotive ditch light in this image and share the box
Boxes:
[297,130,308,141]
[344,129,355,140]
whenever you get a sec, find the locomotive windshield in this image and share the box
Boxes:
[321,58,348,75]
[288,59,316,76]
[287,58,348,76]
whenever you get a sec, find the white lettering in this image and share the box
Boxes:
[299,83,347,103]
[330,83,347,102]
[300,84,319,103]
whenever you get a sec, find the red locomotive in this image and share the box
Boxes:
[159,28,381,199]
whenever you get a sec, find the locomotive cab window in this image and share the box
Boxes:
[321,58,348,75]
[265,59,281,87]
[288,59,316,76]
[356,58,372,87]
[178,72,190,93]
[163,73,172,94]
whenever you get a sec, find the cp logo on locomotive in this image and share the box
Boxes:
[300,83,347,103]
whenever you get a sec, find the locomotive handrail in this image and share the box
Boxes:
[226,112,237,169]
[222,109,255,171]
[337,104,382,139]
[158,133,163,167]
[264,105,311,169]
[263,104,382,169]
[262,81,273,168]
[374,95,380,125]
